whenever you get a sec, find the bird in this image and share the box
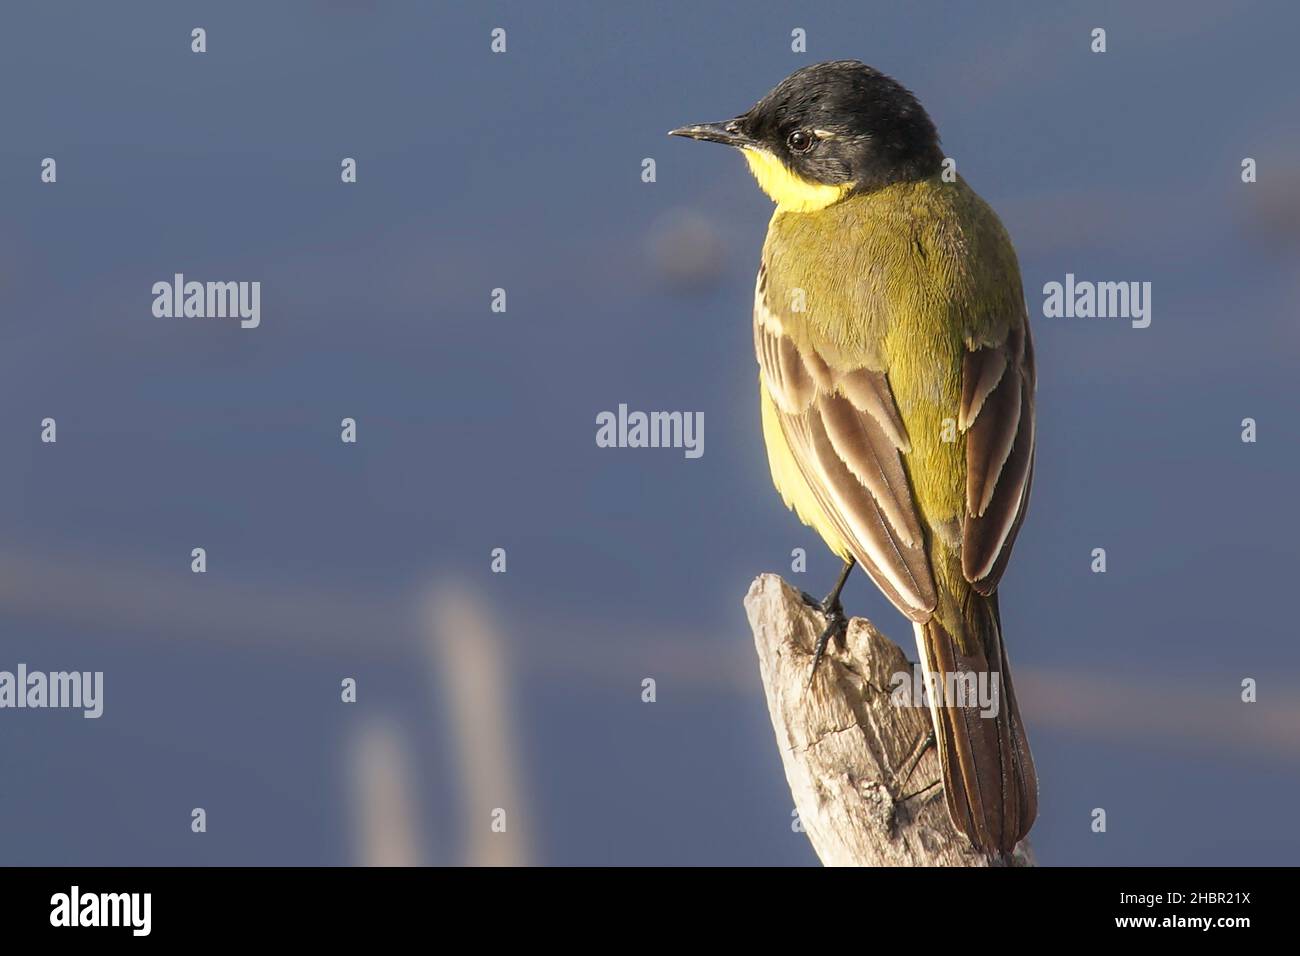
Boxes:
[670,60,1038,855]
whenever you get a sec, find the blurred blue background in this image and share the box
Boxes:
[1,1,1297,865]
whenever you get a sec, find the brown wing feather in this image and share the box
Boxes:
[961,321,1036,592]
[755,298,937,620]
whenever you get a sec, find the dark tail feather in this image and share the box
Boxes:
[913,594,1037,854]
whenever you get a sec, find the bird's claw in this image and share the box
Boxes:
[805,593,848,687]
[801,559,856,689]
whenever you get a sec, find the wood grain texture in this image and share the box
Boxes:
[744,573,1034,867]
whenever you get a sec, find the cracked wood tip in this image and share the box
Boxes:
[744,573,1034,867]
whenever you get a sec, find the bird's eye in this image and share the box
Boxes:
[787,130,814,153]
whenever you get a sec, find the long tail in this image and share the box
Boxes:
[913,593,1037,854]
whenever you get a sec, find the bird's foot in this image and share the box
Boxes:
[801,587,849,687]
[800,559,856,688]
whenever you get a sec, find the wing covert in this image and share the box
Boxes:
[755,280,937,619]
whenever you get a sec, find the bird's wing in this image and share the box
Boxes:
[755,276,937,620]
[960,318,1036,593]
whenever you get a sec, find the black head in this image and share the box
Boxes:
[671,61,943,197]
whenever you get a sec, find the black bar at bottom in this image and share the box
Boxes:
[0,866,1279,941]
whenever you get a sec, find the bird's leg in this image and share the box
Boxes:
[801,558,855,684]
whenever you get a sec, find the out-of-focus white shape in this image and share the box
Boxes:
[424,581,531,866]
[348,716,423,867]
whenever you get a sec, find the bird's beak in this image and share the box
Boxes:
[668,119,753,148]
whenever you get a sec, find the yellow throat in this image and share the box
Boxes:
[741,147,851,213]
